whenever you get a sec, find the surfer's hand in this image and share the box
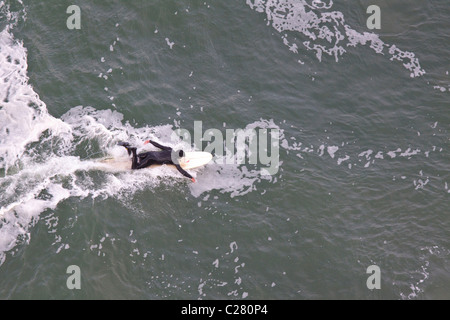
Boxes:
[191,178,196,183]
[144,140,151,145]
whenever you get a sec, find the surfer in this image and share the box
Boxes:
[118,140,196,182]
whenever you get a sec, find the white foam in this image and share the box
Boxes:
[337,155,349,165]
[0,29,72,172]
[246,0,426,78]
[165,38,175,49]
[400,246,449,299]
[0,6,78,263]
[327,145,338,159]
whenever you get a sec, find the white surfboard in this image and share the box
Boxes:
[98,151,212,172]
[178,152,213,170]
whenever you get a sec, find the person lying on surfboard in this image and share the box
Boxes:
[118,140,196,182]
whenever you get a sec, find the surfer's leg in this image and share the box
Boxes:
[128,148,139,169]
[118,141,135,156]
[135,155,156,169]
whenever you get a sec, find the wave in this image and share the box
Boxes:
[0,14,282,265]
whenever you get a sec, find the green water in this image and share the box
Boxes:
[0,0,448,299]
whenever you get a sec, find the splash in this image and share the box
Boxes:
[0,2,285,265]
[1,98,284,266]
[0,16,283,266]
[246,0,425,78]
[399,246,449,299]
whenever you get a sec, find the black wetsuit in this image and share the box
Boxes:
[119,141,193,180]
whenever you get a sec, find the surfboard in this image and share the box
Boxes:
[178,152,213,170]
[98,151,212,172]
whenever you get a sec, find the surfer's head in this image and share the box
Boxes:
[170,149,185,164]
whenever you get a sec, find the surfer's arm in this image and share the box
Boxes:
[175,164,195,182]
[144,140,172,151]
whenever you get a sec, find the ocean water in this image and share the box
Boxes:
[0,0,448,300]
